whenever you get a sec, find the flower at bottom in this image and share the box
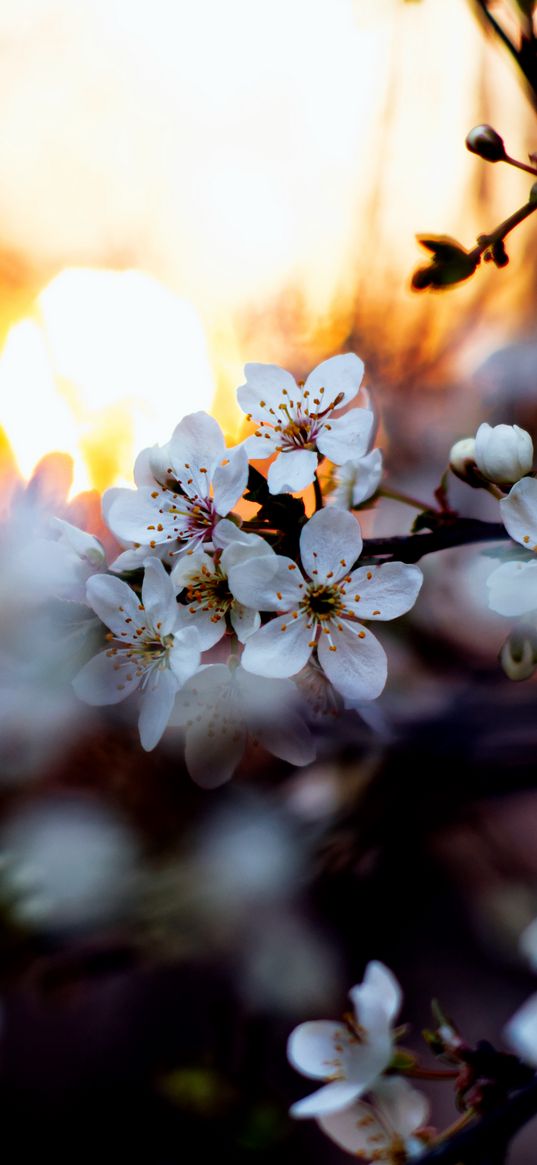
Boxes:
[287,961,402,1118]
[318,1076,430,1161]
[73,557,200,751]
[171,662,315,787]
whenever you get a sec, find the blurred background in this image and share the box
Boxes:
[2,1,537,1161]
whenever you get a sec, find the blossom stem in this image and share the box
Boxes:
[504,153,537,178]
[313,473,324,513]
[468,197,537,264]
[379,487,432,512]
[433,1110,476,1143]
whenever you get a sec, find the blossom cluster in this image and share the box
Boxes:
[68,353,422,785]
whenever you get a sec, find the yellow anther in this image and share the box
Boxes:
[358,630,366,639]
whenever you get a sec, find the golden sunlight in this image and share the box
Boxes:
[0,269,215,495]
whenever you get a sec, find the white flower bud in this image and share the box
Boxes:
[474,423,533,484]
[448,437,480,485]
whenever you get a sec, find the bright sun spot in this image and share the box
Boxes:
[0,269,216,495]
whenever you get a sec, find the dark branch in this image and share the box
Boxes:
[417,1075,537,1165]
[362,519,507,563]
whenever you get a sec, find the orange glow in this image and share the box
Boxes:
[0,1,534,490]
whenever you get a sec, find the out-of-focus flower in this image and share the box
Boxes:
[499,622,537,679]
[74,557,200,750]
[0,796,140,933]
[287,961,401,1118]
[474,423,533,485]
[504,993,537,1067]
[487,558,537,618]
[237,354,372,494]
[171,662,315,786]
[318,1076,430,1160]
[520,916,537,972]
[230,508,422,703]
[104,411,248,571]
[328,447,383,509]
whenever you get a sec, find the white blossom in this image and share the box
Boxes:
[487,478,537,618]
[103,411,248,570]
[171,661,315,787]
[171,519,272,648]
[318,1076,429,1161]
[287,961,402,1118]
[474,423,533,485]
[329,447,383,509]
[237,354,373,494]
[74,557,200,750]
[229,508,422,703]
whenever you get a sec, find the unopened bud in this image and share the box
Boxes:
[465,125,506,163]
[475,422,533,484]
[530,181,537,204]
[448,437,482,486]
[500,624,537,681]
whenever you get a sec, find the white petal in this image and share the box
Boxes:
[86,573,143,635]
[318,622,387,701]
[344,562,423,621]
[133,444,159,486]
[504,992,537,1067]
[237,363,298,420]
[230,604,261,643]
[317,408,374,465]
[73,650,140,706]
[268,450,318,494]
[138,667,178,751]
[287,1020,349,1080]
[168,627,201,686]
[241,432,279,460]
[53,518,106,566]
[487,559,537,617]
[142,556,178,634]
[304,353,364,409]
[169,411,225,475]
[175,605,226,649]
[500,477,537,549]
[319,1101,387,1155]
[256,715,315,766]
[290,1080,361,1119]
[171,547,215,590]
[373,1077,430,1139]
[185,720,246,788]
[360,961,402,1023]
[105,487,169,546]
[300,508,362,583]
[213,443,249,516]
[332,448,383,508]
[241,614,312,678]
[227,553,304,611]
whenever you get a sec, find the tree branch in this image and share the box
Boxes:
[417,1075,537,1165]
[362,519,507,563]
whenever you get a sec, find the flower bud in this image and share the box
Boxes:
[465,125,506,163]
[500,624,537,682]
[448,437,481,486]
[474,423,533,484]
